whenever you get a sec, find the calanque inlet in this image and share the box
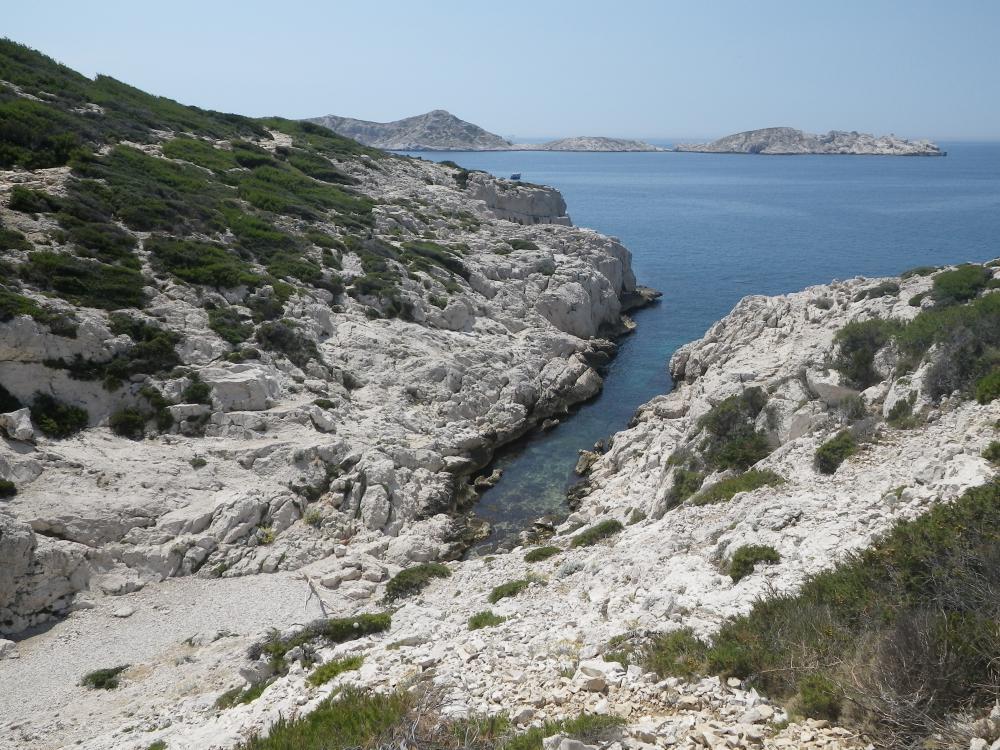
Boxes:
[0,38,999,750]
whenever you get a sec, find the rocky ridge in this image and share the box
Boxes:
[307,110,662,152]
[674,127,945,156]
[4,261,998,750]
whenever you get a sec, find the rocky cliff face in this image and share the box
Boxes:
[306,110,513,151]
[5,255,997,750]
[674,127,945,155]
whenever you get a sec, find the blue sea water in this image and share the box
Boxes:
[406,145,1000,549]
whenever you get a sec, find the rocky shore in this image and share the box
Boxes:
[4,256,998,749]
[674,127,945,156]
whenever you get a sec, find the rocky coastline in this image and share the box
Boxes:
[674,127,945,156]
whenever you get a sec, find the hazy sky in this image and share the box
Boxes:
[5,0,999,140]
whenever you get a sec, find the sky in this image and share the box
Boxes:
[3,0,999,141]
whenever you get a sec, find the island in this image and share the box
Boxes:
[673,126,945,156]
[306,109,662,152]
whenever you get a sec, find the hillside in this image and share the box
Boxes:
[519,137,663,152]
[674,127,945,156]
[306,109,513,151]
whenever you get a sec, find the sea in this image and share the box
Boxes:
[405,143,1000,550]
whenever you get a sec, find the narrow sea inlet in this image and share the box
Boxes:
[411,145,1000,549]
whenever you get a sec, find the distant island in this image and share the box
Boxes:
[306,109,662,152]
[673,126,945,156]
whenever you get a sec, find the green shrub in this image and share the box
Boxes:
[8,186,61,213]
[690,470,784,506]
[468,610,506,630]
[30,392,88,438]
[0,288,78,336]
[256,319,320,368]
[109,407,146,440]
[901,265,938,279]
[383,563,451,602]
[0,479,17,498]
[667,467,704,507]
[147,235,258,288]
[728,544,781,582]
[523,545,560,563]
[983,441,1000,464]
[932,265,991,305]
[886,394,918,428]
[796,674,842,720]
[181,379,212,404]
[852,280,899,301]
[235,688,410,750]
[833,318,901,389]
[975,370,1000,404]
[80,665,129,690]
[216,679,274,709]
[643,628,711,679]
[699,387,772,471]
[570,519,624,548]
[162,136,238,171]
[708,479,1000,746]
[0,225,31,252]
[252,613,391,673]
[908,291,928,307]
[815,430,856,474]
[146,741,167,750]
[20,251,146,309]
[488,579,531,604]
[190,457,207,469]
[208,306,254,345]
[307,655,363,687]
[400,240,470,280]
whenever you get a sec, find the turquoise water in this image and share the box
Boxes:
[408,145,1000,549]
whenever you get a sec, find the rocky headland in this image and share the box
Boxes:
[674,127,945,156]
[307,110,662,152]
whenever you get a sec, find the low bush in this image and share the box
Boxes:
[886,394,918,428]
[383,563,451,602]
[207,306,254,345]
[0,479,17,498]
[932,264,991,305]
[216,679,273,709]
[20,250,146,309]
[30,392,88,438]
[832,318,901,389]
[251,613,391,673]
[983,441,1000,464]
[796,673,842,721]
[707,479,1000,747]
[468,610,506,630]
[235,688,411,750]
[667,467,704,507]
[0,225,31,252]
[503,714,624,750]
[728,544,781,582]
[181,379,212,404]
[569,519,624,548]
[852,280,899,301]
[908,291,927,307]
[976,370,1000,404]
[488,579,531,604]
[8,186,61,213]
[508,239,539,253]
[109,407,146,440]
[80,665,129,690]
[190,457,207,469]
[699,387,772,471]
[256,319,320,369]
[0,288,78,336]
[523,545,560,563]
[900,265,938,279]
[690,470,784,506]
[642,628,710,679]
[307,655,363,687]
[815,430,856,474]
[147,235,259,289]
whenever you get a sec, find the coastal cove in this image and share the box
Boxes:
[409,144,1000,548]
